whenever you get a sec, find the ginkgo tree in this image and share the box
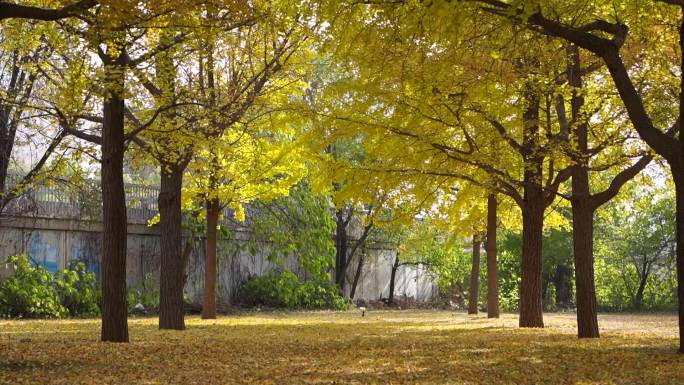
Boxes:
[0,18,77,215]
[185,128,308,319]
[310,131,454,299]
[317,0,656,339]
[316,2,577,328]
[180,3,317,320]
[465,0,684,352]
[124,0,317,328]
[387,218,466,305]
[25,0,258,341]
[127,9,257,330]
[42,0,217,342]
[436,183,500,316]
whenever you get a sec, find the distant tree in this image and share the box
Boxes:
[468,234,482,314]
[596,176,676,311]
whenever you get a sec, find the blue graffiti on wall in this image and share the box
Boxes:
[69,240,100,280]
[27,232,60,272]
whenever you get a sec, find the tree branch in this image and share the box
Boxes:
[0,0,96,21]
[591,154,653,208]
[64,127,102,145]
[1,128,68,210]
[472,0,681,162]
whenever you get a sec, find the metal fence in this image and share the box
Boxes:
[3,176,161,224]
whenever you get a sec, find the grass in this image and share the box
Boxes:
[0,311,683,384]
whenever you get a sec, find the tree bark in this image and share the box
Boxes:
[519,89,545,328]
[100,58,129,343]
[389,253,399,304]
[564,42,599,338]
[345,223,374,300]
[0,0,96,21]
[519,199,545,328]
[677,19,684,341]
[202,197,219,319]
[349,248,365,301]
[468,235,481,315]
[673,168,684,353]
[158,163,185,330]
[0,55,24,204]
[565,42,649,337]
[334,209,348,292]
[486,194,499,318]
[633,271,648,311]
[572,187,600,338]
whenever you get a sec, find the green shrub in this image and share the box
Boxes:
[239,271,349,310]
[55,262,101,317]
[239,271,299,308]
[544,283,557,311]
[0,255,67,318]
[127,272,160,312]
[0,255,104,318]
[296,278,350,310]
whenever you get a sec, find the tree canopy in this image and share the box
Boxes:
[1,0,684,356]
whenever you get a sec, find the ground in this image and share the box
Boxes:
[0,311,683,385]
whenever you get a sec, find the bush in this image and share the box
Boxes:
[239,271,300,308]
[55,262,101,317]
[0,255,67,318]
[127,272,160,312]
[239,271,349,310]
[0,255,103,318]
[297,278,350,310]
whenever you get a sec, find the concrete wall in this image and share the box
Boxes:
[0,216,439,306]
[342,246,438,303]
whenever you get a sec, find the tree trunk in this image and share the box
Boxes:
[519,199,545,328]
[0,54,27,205]
[677,11,684,355]
[345,224,373,300]
[553,265,573,306]
[100,58,129,343]
[564,42,599,337]
[158,163,185,330]
[673,166,684,353]
[202,197,219,319]
[486,194,499,318]
[468,235,481,315]
[389,253,399,304]
[334,210,348,292]
[634,274,648,311]
[0,105,12,203]
[571,165,600,338]
[519,89,545,328]
[572,197,600,337]
[349,248,365,301]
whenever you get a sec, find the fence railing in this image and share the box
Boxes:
[3,176,161,224]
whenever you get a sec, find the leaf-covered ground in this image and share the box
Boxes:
[0,311,682,384]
